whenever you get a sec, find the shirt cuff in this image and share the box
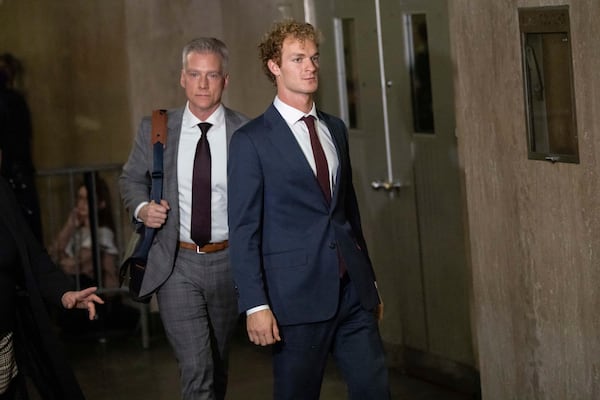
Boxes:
[246,305,270,316]
[134,201,149,222]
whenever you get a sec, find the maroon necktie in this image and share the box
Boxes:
[190,122,212,247]
[301,116,346,277]
[301,116,331,203]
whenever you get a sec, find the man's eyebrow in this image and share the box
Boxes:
[185,68,221,73]
[288,51,319,57]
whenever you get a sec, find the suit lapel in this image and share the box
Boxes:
[164,108,184,217]
[224,107,235,146]
[264,105,325,194]
[265,104,343,209]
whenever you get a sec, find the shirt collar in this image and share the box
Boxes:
[183,102,225,129]
[273,96,317,125]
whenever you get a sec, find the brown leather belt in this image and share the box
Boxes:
[179,240,228,254]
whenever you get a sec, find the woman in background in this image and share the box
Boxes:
[0,176,103,399]
[51,176,119,290]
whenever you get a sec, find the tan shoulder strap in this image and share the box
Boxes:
[151,109,168,146]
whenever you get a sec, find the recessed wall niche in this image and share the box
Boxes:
[519,6,578,164]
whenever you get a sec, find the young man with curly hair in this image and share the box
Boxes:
[228,20,391,399]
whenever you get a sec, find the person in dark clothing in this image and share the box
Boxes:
[0,53,43,243]
[0,176,103,400]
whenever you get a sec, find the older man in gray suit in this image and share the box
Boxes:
[120,38,248,400]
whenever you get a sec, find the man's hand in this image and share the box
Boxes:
[247,309,281,346]
[140,200,170,228]
[61,286,105,320]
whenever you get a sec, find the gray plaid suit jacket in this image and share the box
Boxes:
[119,106,249,298]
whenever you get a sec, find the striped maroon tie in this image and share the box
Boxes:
[190,122,212,246]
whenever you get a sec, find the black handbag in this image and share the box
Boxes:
[119,109,167,303]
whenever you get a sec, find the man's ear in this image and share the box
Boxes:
[267,59,280,77]
[180,69,186,88]
[223,73,229,89]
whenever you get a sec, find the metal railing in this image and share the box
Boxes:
[37,164,150,348]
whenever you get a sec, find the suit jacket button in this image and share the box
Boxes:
[329,241,336,249]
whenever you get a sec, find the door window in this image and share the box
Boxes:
[334,17,361,129]
[406,13,435,134]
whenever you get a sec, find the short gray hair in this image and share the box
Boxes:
[182,37,229,73]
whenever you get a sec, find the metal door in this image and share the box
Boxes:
[313,0,474,368]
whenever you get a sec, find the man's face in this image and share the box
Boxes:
[269,37,319,99]
[180,51,228,120]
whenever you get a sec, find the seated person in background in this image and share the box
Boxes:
[50,176,119,290]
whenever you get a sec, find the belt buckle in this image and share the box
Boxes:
[195,245,206,254]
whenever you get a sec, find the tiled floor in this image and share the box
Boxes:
[61,305,474,400]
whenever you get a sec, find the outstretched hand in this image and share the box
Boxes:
[61,286,105,320]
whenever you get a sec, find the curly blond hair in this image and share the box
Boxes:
[258,19,321,84]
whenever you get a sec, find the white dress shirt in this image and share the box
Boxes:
[273,96,339,191]
[177,102,229,243]
[134,103,229,243]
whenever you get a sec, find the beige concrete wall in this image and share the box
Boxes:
[123,0,223,136]
[450,0,600,398]
[0,0,302,169]
[221,0,305,118]
[0,0,304,264]
[0,0,131,169]
[124,0,304,138]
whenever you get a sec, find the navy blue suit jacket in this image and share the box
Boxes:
[228,104,380,326]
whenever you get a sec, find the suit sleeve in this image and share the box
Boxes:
[345,156,371,261]
[0,178,73,305]
[227,129,269,313]
[119,117,152,221]
[29,249,74,306]
[338,122,372,262]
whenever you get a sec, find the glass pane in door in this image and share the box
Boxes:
[406,13,435,133]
